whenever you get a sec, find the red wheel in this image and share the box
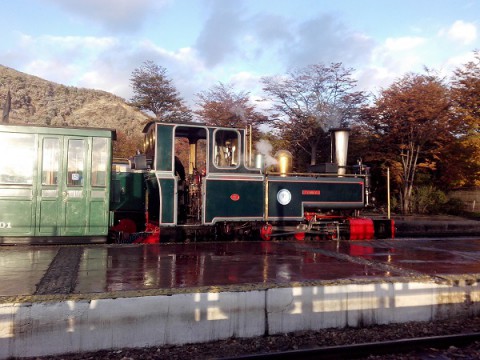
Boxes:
[260,224,273,241]
[294,232,305,241]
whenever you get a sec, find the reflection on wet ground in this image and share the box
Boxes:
[2,238,480,297]
[75,242,384,294]
[0,248,58,296]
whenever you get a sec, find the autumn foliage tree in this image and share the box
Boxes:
[450,50,480,134]
[113,130,143,158]
[195,82,268,132]
[363,72,453,214]
[130,61,191,122]
[441,51,480,188]
[261,63,365,167]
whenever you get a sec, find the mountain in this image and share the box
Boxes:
[0,65,150,137]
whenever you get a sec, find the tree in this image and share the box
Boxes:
[195,82,268,131]
[438,136,480,188]
[2,89,11,123]
[364,72,453,214]
[450,50,480,134]
[113,131,143,158]
[130,61,191,122]
[438,50,480,188]
[261,63,366,167]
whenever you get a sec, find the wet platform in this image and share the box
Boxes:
[2,238,480,358]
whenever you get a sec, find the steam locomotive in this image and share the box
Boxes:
[0,121,394,244]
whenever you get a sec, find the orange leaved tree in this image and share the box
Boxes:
[364,72,453,214]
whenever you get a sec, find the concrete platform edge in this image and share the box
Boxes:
[2,277,480,359]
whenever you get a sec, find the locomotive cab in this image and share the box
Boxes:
[138,122,264,237]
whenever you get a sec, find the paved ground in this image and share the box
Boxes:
[2,236,480,301]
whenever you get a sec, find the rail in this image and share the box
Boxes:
[223,332,480,359]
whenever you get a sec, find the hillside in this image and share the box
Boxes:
[0,65,150,138]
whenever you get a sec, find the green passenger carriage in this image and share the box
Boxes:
[0,123,115,244]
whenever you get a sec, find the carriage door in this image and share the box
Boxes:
[62,137,89,235]
[37,135,89,236]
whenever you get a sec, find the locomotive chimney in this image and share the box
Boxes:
[330,128,350,175]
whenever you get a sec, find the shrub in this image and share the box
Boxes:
[412,186,447,214]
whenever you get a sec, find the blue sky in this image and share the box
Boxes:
[1,0,479,109]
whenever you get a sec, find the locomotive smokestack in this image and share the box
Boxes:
[330,128,350,175]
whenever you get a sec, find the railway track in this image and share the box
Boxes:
[225,333,480,359]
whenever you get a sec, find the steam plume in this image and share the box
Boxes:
[255,139,277,167]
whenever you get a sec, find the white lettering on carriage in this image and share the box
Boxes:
[0,222,12,229]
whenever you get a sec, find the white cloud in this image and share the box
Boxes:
[357,36,431,94]
[2,31,221,104]
[440,51,480,78]
[230,71,259,88]
[33,35,118,52]
[138,41,203,70]
[6,34,121,88]
[355,66,399,95]
[384,36,426,52]
[442,20,477,45]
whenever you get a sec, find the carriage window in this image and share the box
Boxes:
[214,130,239,167]
[67,139,85,186]
[42,138,60,185]
[91,138,108,187]
[0,133,35,184]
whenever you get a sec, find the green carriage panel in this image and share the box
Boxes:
[267,176,365,220]
[0,198,35,235]
[204,176,264,223]
[38,195,59,235]
[88,189,110,235]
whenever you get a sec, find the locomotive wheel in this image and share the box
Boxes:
[294,232,306,241]
[260,224,273,241]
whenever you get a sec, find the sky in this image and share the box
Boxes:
[1,0,479,110]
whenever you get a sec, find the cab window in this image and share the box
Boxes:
[213,129,239,168]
